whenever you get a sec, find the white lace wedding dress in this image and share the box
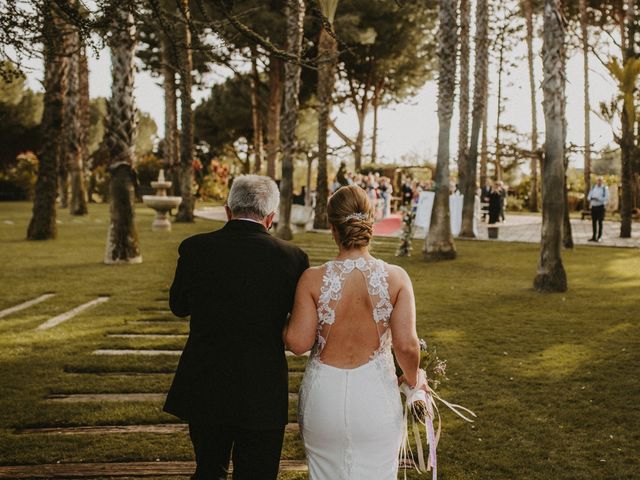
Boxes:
[298,257,404,480]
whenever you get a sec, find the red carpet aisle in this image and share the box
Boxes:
[373,214,403,236]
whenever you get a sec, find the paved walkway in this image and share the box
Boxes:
[448,215,640,248]
[194,207,640,248]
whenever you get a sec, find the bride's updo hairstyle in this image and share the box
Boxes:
[327,185,374,249]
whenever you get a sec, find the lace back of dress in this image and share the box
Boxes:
[314,258,393,368]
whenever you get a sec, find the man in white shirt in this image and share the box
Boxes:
[587,176,609,242]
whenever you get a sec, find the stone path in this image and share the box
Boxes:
[2,287,313,478]
[37,297,110,331]
[0,294,55,319]
[0,460,308,478]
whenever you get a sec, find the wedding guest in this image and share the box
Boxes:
[587,176,609,242]
[401,178,413,206]
[336,162,350,188]
[366,174,378,212]
[497,180,508,223]
[488,182,502,225]
[480,181,491,222]
[379,177,392,218]
[293,187,306,206]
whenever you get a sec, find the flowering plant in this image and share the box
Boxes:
[396,205,416,257]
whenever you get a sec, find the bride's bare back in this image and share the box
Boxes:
[317,258,391,368]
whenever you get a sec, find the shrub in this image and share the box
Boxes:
[136,153,162,189]
[198,159,230,201]
[506,197,524,212]
[0,151,38,200]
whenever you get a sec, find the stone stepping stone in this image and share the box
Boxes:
[127,320,185,325]
[106,334,187,339]
[47,393,166,403]
[47,393,298,403]
[0,294,55,319]
[65,371,174,377]
[0,460,308,478]
[37,297,110,331]
[94,349,307,357]
[138,307,172,313]
[16,423,300,435]
[92,349,182,356]
[286,350,310,357]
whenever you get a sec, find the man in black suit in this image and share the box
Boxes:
[164,175,309,480]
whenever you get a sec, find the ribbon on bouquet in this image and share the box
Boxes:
[399,369,476,480]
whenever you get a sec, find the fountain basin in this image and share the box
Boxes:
[150,181,173,193]
[142,195,182,231]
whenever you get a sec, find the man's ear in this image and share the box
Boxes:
[224,206,233,221]
[265,211,276,229]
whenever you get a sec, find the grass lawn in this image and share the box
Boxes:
[0,201,638,479]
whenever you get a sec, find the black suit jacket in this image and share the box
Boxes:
[163,220,309,429]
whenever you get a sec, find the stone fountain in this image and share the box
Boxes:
[142,169,182,231]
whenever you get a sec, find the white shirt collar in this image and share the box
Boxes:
[234,217,264,225]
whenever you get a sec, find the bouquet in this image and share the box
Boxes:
[395,339,476,480]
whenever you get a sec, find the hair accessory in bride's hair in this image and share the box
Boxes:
[344,212,368,222]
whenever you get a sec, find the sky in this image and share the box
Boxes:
[20,21,621,174]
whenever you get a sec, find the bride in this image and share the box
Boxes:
[284,185,423,480]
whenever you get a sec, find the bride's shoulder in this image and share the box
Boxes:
[296,264,326,286]
[380,261,412,285]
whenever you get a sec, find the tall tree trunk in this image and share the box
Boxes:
[461,0,488,238]
[480,77,489,188]
[104,8,141,264]
[371,83,381,164]
[161,35,180,196]
[313,26,338,230]
[57,17,73,211]
[306,155,313,206]
[620,0,635,238]
[66,18,88,216]
[563,156,574,248]
[494,17,506,183]
[354,107,366,171]
[176,0,195,223]
[534,0,567,292]
[524,0,539,212]
[79,43,90,205]
[276,0,305,240]
[266,56,283,179]
[424,0,458,261]
[579,0,591,210]
[28,3,67,240]
[250,46,264,174]
[457,0,470,195]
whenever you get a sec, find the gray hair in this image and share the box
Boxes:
[227,175,280,219]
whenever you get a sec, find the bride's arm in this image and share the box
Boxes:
[283,269,318,355]
[389,267,421,387]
